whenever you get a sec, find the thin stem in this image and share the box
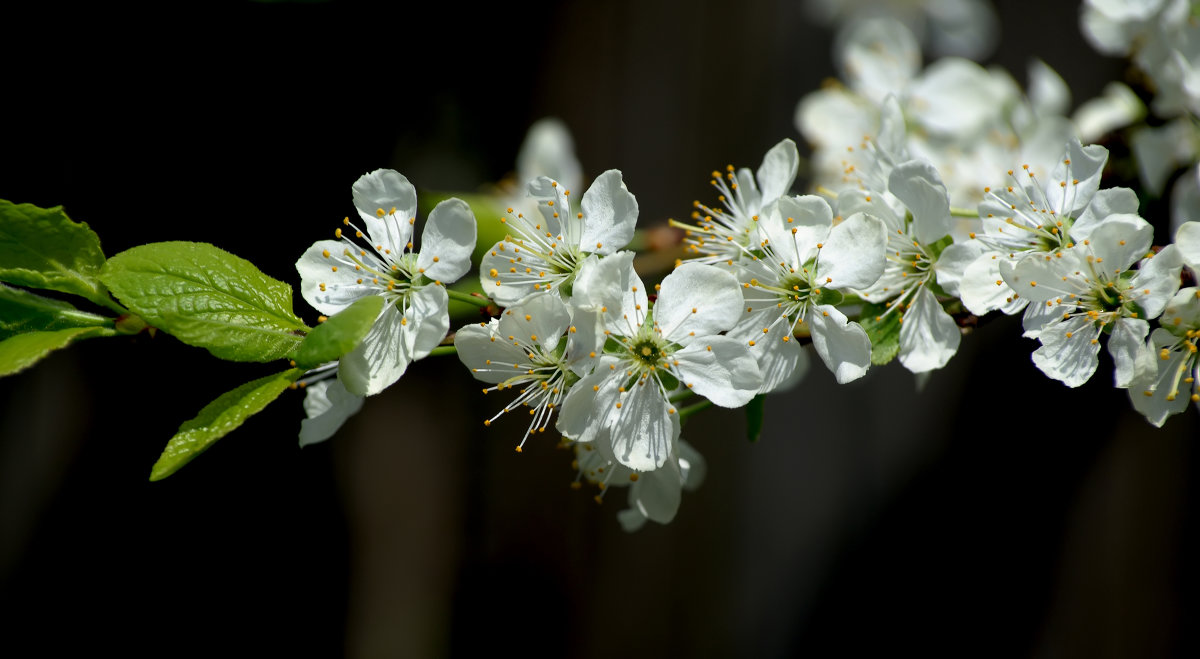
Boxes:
[950,206,978,218]
[668,389,695,404]
[677,399,713,422]
[446,289,492,308]
[427,345,457,357]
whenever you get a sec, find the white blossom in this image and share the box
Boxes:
[454,291,599,450]
[1002,216,1182,387]
[573,433,706,532]
[727,195,887,389]
[296,169,476,396]
[557,254,761,471]
[674,139,800,265]
[479,171,638,306]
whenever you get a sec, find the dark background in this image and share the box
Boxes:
[1,1,1196,656]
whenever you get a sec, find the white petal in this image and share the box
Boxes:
[1171,166,1200,239]
[959,253,1024,316]
[761,196,832,268]
[1175,221,1200,273]
[566,305,604,377]
[616,508,649,532]
[876,94,909,162]
[1129,329,1193,427]
[526,176,568,237]
[755,139,800,204]
[835,189,902,232]
[1073,82,1144,142]
[1072,187,1141,240]
[629,456,683,525]
[677,440,706,491]
[1048,140,1109,217]
[517,118,583,195]
[296,240,374,315]
[1003,250,1081,303]
[898,285,961,373]
[817,212,887,290]
[580,170,639,255]
[1160,287,1200,335]
[1021,297,1062,338]
[731,310,808,394]
[1109,318,1154,388]
[795,87,878,154]
[836,17,919,104]
[299,379,364,447]
[807,304,873,383]
[557,357,622,443]
[339,304,411,396]
[571,252,646,332]
[908,58,1010,136]
[1129,245,1183,320]
[454,320,527,384]
[417,198,476,283]
[933,241,984,298]
[497,291,571,353]
[673,336,762,407]
[1031,315,1103,387]
[888,160,952,245]
[352,169,417,253]
[1086,213,1153,272]
[478,240,558,307]
[406,284,450,360]
[1028,59,1071,117]
[656,263,743,343]
[610,383,679,471]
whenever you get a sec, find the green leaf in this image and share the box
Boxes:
[0,283,113,340]
[291,296,383,368]
[0,326,116,377]
[745,394,766,443]
[0,199,113,308]
[149,368,302,481]
[859,302,902,365]
[102,242,308,362]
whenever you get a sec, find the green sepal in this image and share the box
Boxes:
[101,242,308,362]
[149,368,303,481]
[0,200,114,308]
[859,302,902,365]
[813,288,844,307]
[924,234,954,261]
[290,296,383,369]
[0,326,116,377]
[0,283,113,340]
[745,394,766,443]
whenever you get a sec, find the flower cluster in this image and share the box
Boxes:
[278,6,1200,530]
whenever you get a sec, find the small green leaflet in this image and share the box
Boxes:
[102,242,308,362]
[745,394,766,443]
[149,368,303,481]
[0,283,112,341]
[0,200,113,308]
[859,302,902,365]
[0,326,116,377]
[290,296,383,369]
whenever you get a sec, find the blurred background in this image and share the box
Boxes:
[1,1,1196,656]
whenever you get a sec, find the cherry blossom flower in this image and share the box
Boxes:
[296,169,476,395]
